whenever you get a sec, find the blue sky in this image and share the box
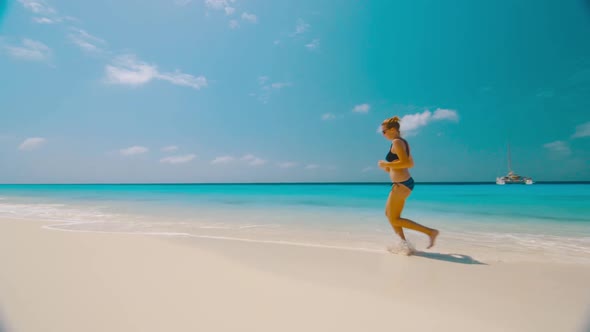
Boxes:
[0,0,589,183]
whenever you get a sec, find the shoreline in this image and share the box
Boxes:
[1,217,590,332]
[2,202,590,266]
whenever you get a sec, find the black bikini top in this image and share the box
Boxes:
[386,138,410,162]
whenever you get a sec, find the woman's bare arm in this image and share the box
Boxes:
[378,139,414,169]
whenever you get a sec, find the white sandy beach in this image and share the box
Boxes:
[1,217,589,332]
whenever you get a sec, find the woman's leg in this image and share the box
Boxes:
[385,196,406,240]
[387,184,439,248]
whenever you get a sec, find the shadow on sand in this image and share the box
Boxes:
[412,251,487,265]
[0,308,13,332]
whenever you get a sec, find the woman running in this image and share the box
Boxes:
[378,116,439,249]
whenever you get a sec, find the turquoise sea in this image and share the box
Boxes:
[0,183,589,264]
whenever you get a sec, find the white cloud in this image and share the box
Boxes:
[400,111,431,132]
[249,158,267,166]
[362,166,374,172]
[211,154,268,166]
[277,162,297,168]
[63,16,80,23]
[161,145,179,152]
[572,122,590,138]
[255,76,290,103]
[305,38,320,50]
[120,146,148,156]
[105,55,157,86]
[271,82,291,89]
[258,76,269,84]
[105,55,207,90]
[160,154,196,164]
[241,154,266,166]
[399,108,459,133]
[211,155,235,164]
[32,17,57,24]
[322,113,335,120]
[241,12,257,23]
[68,28,106,53]
[432,108,459,121]
[304,164,319,170]
[273,40,281,45]
[18,0,56,16]
[4,39,51,61]
[292,19,310,36]
[158,71,208,89]
[204,0,237,21]
[229,20,239,29]
[18,0,71,25]
[543,141,571,155]
[205,0,229,10]
[352,103,370,113]
[18,137,46,151]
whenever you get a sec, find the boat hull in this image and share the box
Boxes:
[496,177,534,185]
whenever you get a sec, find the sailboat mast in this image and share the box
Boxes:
[507,142,512,172]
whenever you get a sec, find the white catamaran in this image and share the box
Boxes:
[496,143,533,185]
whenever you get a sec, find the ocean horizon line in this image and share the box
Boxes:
[1,181,589,186]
